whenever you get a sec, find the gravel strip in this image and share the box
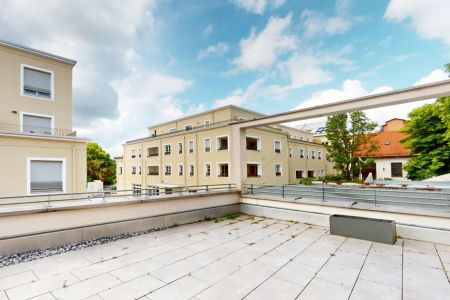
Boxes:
[0,227,166,268]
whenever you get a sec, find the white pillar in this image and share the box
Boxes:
[230,125,246,190]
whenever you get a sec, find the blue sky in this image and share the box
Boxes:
[0,0,449,154]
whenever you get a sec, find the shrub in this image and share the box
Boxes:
[299,178,313,185]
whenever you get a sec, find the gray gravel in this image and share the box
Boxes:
[0,227,165,268]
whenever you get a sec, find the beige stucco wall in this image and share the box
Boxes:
[0,135,86,196]
[0,43,74,131]
[375,157,410,179]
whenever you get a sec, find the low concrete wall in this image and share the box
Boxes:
[241,196,450,245]
[0,191,240,255]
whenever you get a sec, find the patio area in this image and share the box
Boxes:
[0,215,449,300]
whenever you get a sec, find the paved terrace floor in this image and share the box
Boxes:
[0,216,449,300]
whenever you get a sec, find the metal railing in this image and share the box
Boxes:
[0,184,237,208]
[0,123,75,137]
[243,183,450,209]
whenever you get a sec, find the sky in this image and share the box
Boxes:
[1,0,450,155]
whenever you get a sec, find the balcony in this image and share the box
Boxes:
[0,123,76,137]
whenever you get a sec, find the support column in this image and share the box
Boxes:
[230,125,247,190]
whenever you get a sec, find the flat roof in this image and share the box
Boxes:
[0,39,77,65]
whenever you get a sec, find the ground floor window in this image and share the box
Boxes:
[296,170,303,179]
[275,164,282,176]
[146,186,159,196]
[391,162,403,177]
[28,159,64,194]
[132,184,142,196]
[247,164,260,177]
[307,170,315,178]
[218,163,229,177]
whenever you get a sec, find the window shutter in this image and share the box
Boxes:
[30,160,63,193]
[23,115,52,134]
[24,68,51,92]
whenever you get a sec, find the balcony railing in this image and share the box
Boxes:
[0,123,75,137]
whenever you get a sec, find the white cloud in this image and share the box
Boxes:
[301,10,352,38]
[197,42,229,60]
[202,24,214,37]
[212,78,267,108]
[232,14,298,70]
[289,69,448,130]
[232,0,286,15]
[385,0,450,45]
[279,54,332,89]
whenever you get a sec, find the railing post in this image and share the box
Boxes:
[374,188,377,206]
[322,184,325,202]
[282,185,285,198]
[251,184,254,195]
[47,194,51,207]
[228,183,231,191]
[206,185,209,193]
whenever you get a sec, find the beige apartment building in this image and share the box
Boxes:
[116,106,333,192]
[0,40,87,196]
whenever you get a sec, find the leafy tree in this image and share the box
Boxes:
[325,111,378,180]
[401,96,450,180]
[86,142,116,185]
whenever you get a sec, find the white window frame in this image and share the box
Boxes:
[19,111,55,134]
[289,147,293,157]
[178,164,184,176]
[246,162,262,177]
[204,163,212,177]
[27,157,66,195]
[204,137,211,153]
[311,150,316,159]
[20,64,55,101]
[188,140,195,154]
[204,120,211,126]
[189,164,195,177]
[275,163,282,177]
[184,124,193,131]
[146,146,159,157]
[274,140,282,154]
[132,166,137,174]
[119,166,123,175]
[178,142,183,154]
[300,149,304,158]
[163,144,171,155]
[216,135,229,151]
[164,164,172,176]
[169,128,177,133]
[217,162,230,178]
[138,166,142,175]
[246,135,261,151]
[131,149,136,158]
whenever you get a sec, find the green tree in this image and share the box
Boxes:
[401,96,450,180]
[325,111,378,180]
[86,142,116,185]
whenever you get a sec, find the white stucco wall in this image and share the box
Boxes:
[375,157,410,179]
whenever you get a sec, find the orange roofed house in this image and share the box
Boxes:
[361,118,413,179]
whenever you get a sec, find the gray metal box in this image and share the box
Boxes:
[330,214,397,244]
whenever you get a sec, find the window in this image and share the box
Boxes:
[205,164,211,177]
[300,137,304,141]
[311,151,315,159]
[131,150,136,158]
[138,149,142,158]
[169,128,176,133]
[307,170,315,178]
[274,141,281,153]
[147,166,159,175]
[119,167,123,175]
[218,163,229,177]
[247,163,260,177]
[138,166,142,175]
[300,149,304,158]
[275,164,282,177]
[164,144,171,155]
[132,184,142,197]
[178,164,183,176]
[306,150,309,159]
[246,137,260,151]
[28,159,64,194]
[318,151,322,160]
[204,120,210,126]
[21,113,53,135]
[295,170,303,179]
[147,147,158,157]
[289,147,293,157]
[22,65,53,99]
[217,136,228,151]
[148,186,159,196]
[178,142,183,154]
[384,141,390,145]
[132,166,137,175]
[188,140,194,153]
[391,163,403,177]
[185,124,193,131]
[204,138,211,152]
[189,164,195,177]
[164,165,172,176]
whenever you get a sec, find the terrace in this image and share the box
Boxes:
[0,215,449,300]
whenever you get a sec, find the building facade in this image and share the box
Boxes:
[0,40,88,196]
[116,106,333,191]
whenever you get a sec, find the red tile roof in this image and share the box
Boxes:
[360,131,412,158]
